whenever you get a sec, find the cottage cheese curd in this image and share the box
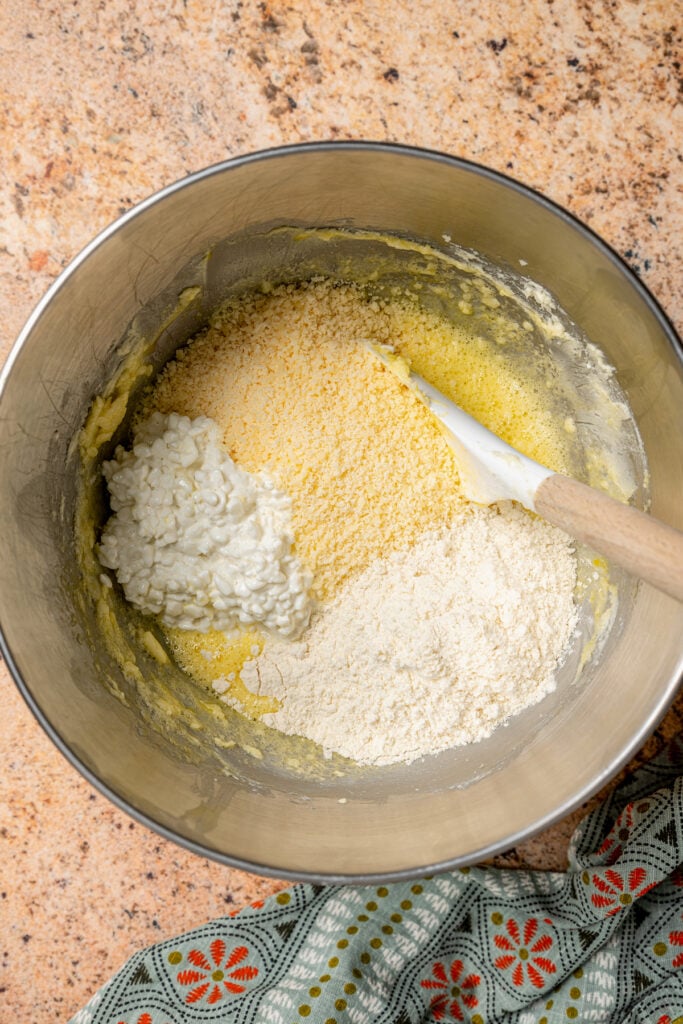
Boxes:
[99,411,313,637]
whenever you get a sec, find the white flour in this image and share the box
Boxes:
[235,503,578,766]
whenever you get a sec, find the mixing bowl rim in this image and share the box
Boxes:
[2,140,682,395]
[4,625,682,884]
[1,139,682,883]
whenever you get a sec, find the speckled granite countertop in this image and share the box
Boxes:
[1,1,681,1019]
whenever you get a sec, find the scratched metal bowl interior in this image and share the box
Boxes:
[1,144,682,882]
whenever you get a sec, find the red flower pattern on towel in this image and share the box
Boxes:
[669,927,683,969]
[176,940,258,1004]
[493,917,556,989]
[590,867,657,915]
[420,958,480,1020]
[671,866,683,889]
[598,804,636,864]
[117,1016,171,1024]
[229,898,265,918]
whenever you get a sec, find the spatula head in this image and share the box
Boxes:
[362,340,552,511]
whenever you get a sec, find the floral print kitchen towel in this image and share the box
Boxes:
[70,738,683,1024]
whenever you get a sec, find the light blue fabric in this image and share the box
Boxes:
[71,739,683,1024]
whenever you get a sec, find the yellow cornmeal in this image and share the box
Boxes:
[141,280,578,712]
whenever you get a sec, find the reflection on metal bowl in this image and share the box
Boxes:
[1,143,682,882]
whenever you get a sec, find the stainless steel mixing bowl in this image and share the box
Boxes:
[1,142,682,882]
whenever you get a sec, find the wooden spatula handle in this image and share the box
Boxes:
[535,474,683,603]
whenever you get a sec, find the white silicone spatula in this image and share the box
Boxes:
[368,344,683,603]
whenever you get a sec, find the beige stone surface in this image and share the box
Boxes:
[0,0,681,1019]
